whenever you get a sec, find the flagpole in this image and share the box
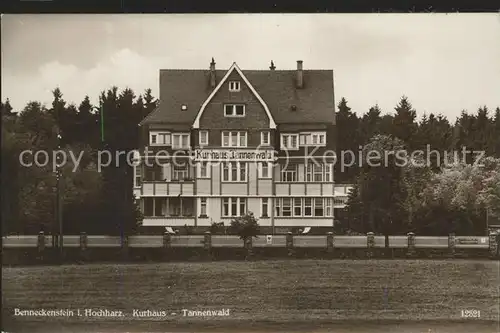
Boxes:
[56,132,63,262]
[486,207,489,236]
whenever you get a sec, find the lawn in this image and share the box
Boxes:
[2,260,499,332]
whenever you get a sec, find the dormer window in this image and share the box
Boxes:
[150,131,171,146]
[224,104,245,117]
[261,131,270,145]
[181,104,187,111]
[199,131,209,146]
[229,81,240,92]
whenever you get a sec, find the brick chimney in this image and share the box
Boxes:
[296,60,303,88]
[210,57,216,88]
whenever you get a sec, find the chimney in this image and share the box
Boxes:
[296,60,303,88]
[210,57,216,88]
[270,60,276,70]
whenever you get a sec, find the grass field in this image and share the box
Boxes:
[2,260,500,332]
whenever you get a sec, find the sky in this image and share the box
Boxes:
[2,14,499,121]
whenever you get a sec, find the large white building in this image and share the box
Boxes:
[133,59,351,234]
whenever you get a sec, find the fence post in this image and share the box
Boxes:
[244,236,253,259]
[407,232,416,257]
[448,233,455,258]
[286,232,294,257]
[37,231,45,262]
[204,231,212,260]
[326,232,334,256]
[489,232,498,259]
[79,232,88,261]
[367,232,374,259]
[121,235,129,261]
[163,231,171,260]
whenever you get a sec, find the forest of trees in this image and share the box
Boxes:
[336,97,500,236]
[1,88,499,236]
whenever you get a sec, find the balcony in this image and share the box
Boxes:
[333,196,348,208]
[141,180,194,196]
[274,182,334,196]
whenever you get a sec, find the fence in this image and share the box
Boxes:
[2,232,499,264]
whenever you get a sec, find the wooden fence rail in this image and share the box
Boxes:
[2,232,498,261]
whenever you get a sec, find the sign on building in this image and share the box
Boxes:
[192,149,278,162]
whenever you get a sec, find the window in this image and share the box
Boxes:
[239,197,247,216]
[150,131,171,146]
[200,198,207,217]
[229,81,241,92]
[172,133,190,149]
[223,163,229,182]
[222,197,247,217]
[281,134,299,150]
[173,165,189,181]
[261,198,269,217]
[239,132,246,146]
[168,197,194,217]
[222,162,247,182]
[144,198,154,216]
[273,198,332,217]
[223,198,229,217]
[334,197,347,205]
[199,131,208,146]
[261,131,270,145]
[143,197,166,217]
[280,164,298,182]
[144,164,163,181]
[314,198,324,216]
[240,163,247,181]
[154,198,164,217]
[325,198,332,217]
[306,163,333,182]
[224,104,245,117]
[298,132,326,147]
[231,199,237,217]
[304,198,313,216]
[293,198,302,216]
[314,164,323,182]
[282,198,292,217]
[325,164,332,182]
[199,162,209,178]
[299,134,307,146]
[231,132,238,147]
[221,131,247,147]
[134,164,142,187]
[259,162,272,178]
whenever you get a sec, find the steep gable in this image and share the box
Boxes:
[192,63,276,129]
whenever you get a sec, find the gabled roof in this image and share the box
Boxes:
[193,63,276,129]
[140,64,335,126]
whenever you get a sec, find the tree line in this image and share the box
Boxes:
[336,97,500,236]
[1,89,499,235]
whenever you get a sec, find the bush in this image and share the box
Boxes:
[228,212,259,239]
